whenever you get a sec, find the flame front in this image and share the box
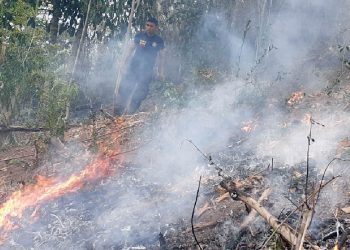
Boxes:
[0,156,115,242]
[0,118,126,244]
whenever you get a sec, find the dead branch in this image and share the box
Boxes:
[185,139,224,177]
[0,153,36,162]
[315,158,350,205]
[108,140,151,158]
[100,109,115,121]
[191,176,203,250]
[81,120,144,142]
[220,178,298,246]
[0,125,49,133]
[220,178,321,249]
[113,0,138,112]
[0,123,82,133]
[240,188,271,230]
[260,176,339,249]
[194,202,211,219]
[305,117,313,205]
[236,19,251,77]
[336,227,350,250]
[294,204,314,250]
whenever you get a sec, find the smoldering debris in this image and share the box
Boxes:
[2,1,350,250]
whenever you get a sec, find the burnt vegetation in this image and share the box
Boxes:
[1,0,350,249]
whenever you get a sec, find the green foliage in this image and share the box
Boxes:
[0,0,36,33]
[38,79,78,136]
[0,2,77,137]
[151,80,186,109]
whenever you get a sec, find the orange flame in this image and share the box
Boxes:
[0,156,117,242]
[303,113,312,125]
[287,91,305,106]
[0,119,125,244]
[241,120,257,133]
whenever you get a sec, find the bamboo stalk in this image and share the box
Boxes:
[113,0,139,112]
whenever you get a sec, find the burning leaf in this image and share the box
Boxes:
[303,113,312,125]
[241,120,257,133]
[287,91,305,106]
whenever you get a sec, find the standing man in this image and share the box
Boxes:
[115,17,165,115]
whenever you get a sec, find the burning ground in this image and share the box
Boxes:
[2,1,350,249]
[1,77,350,249]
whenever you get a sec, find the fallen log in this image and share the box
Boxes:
[220,178,320,249]
[220,178,298,246]
[240,188,271,230]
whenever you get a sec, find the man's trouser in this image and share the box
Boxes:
[115,70,152,115]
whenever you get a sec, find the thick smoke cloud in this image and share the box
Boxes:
[5,1,350,248]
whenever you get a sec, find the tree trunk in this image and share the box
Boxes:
[0,42,7,64]
[50,0,60,43]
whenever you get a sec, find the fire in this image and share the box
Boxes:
[287,91,305,106]
[303,113,312,125]
[241,120,257,133]
[0,118,125,244]
[0,156,117,242]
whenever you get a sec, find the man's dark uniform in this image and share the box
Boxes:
[115,31,164,115]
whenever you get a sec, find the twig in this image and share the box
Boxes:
[0,154,36,162]
[305,117,313,205]
[65,0,93,122]
[246,44,277,84]
[284,196,300,209]
[51,213,65,229]
[305,117,324,205]
[81,122,142,142]
[185,139,224,177]
[100,109,114,121]
[260,176,339,249]
[0,125,49,133]
[236,19,251,77]
[295,199,314,250]
[271,157,274,171]
[185,139,211,163]
[108,140,152,158]
[221,179,299,246]
[315,158,350,205]
[113,0,138,111]
[240,188,271,229]
[310,157,350,226]
[336,227,350,250]
[191,176,203,250]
